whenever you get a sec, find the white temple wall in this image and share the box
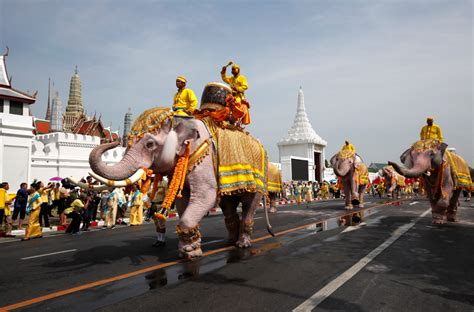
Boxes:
[0,107,34,189]
[31,133,125,182]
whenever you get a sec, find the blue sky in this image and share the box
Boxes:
[1,0,472,163]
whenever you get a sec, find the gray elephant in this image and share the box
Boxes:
[88,107,273,259]
[389,139,472,224]
[330,150,369,209]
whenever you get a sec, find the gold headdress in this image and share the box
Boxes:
[127,107,174,147]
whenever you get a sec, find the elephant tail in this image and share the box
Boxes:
[263,196,275,237]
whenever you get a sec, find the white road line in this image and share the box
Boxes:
[409,201,419,206]
[20,249,77,260]
[254,217,264,220]
[293,208,430,312]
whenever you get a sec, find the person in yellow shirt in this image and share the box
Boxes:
[64,195,85,235]
[221,63,251,125]
[129,184,144,226]
[173,76,198,116]
[22,182,44,240]
[0,182,14,236]
[341,140,356,153]
[420,117,443,142]
[39,183,52,228]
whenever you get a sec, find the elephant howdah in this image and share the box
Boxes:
[88,106,274,259]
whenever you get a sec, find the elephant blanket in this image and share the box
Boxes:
[446,151,473,190]
[203,117,268,196]
[267,163,282,193]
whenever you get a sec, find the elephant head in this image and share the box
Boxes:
[330,151,359,177]
[89,108,199,185]
[389,140,448,178]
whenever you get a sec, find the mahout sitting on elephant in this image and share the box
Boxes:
[87,102,273,259]
[389,139,473,224]
[330,150,369,209]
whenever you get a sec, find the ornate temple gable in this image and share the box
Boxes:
[0,49,36,104]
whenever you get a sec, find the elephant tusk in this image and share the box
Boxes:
[67,176,112,192]
[89,168,145,187]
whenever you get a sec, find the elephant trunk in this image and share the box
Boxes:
[388,161,429,178]
[89,141,149,180]
[333,163,350,177]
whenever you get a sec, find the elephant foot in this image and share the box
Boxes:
[431,218,444,225]
[176,224,203,258]
[446,214,458,222]
[236,234,252,248]
[345,204,353,210]
[358,203,364,208]
[236,221,254,248]
[224,215,240,244]
[269,207,277,213]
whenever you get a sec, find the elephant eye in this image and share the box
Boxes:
[146,141,155,149]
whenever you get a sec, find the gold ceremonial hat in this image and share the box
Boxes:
[427,116,434,121]
[232,64,240,70]
[176,76,187,83]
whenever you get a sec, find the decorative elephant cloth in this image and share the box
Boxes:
[267,163,283,194]
[202,117,268,196]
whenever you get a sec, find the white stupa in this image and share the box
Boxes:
[278,87,327,182]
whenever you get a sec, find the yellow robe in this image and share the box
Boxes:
[130,192,144,225]
[173,88,198,116]
[221,73,248,102]
[341,143,356,152]
[221,73,250,124]
[25,191,43,239]
[420,124,443,142]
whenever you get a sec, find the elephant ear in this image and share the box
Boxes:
[400,148,413,168]
[330,154,338,167]
[173,118,199,156]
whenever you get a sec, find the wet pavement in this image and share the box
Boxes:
[1,197,473,311]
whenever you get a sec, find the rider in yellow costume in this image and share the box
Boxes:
[221,63,250,125]
[420,117,443,142]
[173,76,198,117]
[341,140,356,152]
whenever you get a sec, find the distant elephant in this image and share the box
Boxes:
[389,139,472,224]
[88,107,273,259]
[267,163,283,213]
[380,166,405,199]
[330,150,369,209]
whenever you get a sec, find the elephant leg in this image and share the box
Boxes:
[269,193,277,213]
[220,196,240,243]
[177,163,217,259]
[358,185,365,208]
[447,189,461,222]
[431,196,449,224]
[236,192,262,248]
[344,183,353,209]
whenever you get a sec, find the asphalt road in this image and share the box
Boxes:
[0,197,473,311]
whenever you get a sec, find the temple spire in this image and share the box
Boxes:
[63,66,84,131]
[45,78,52,121]
[278,87,327,146]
